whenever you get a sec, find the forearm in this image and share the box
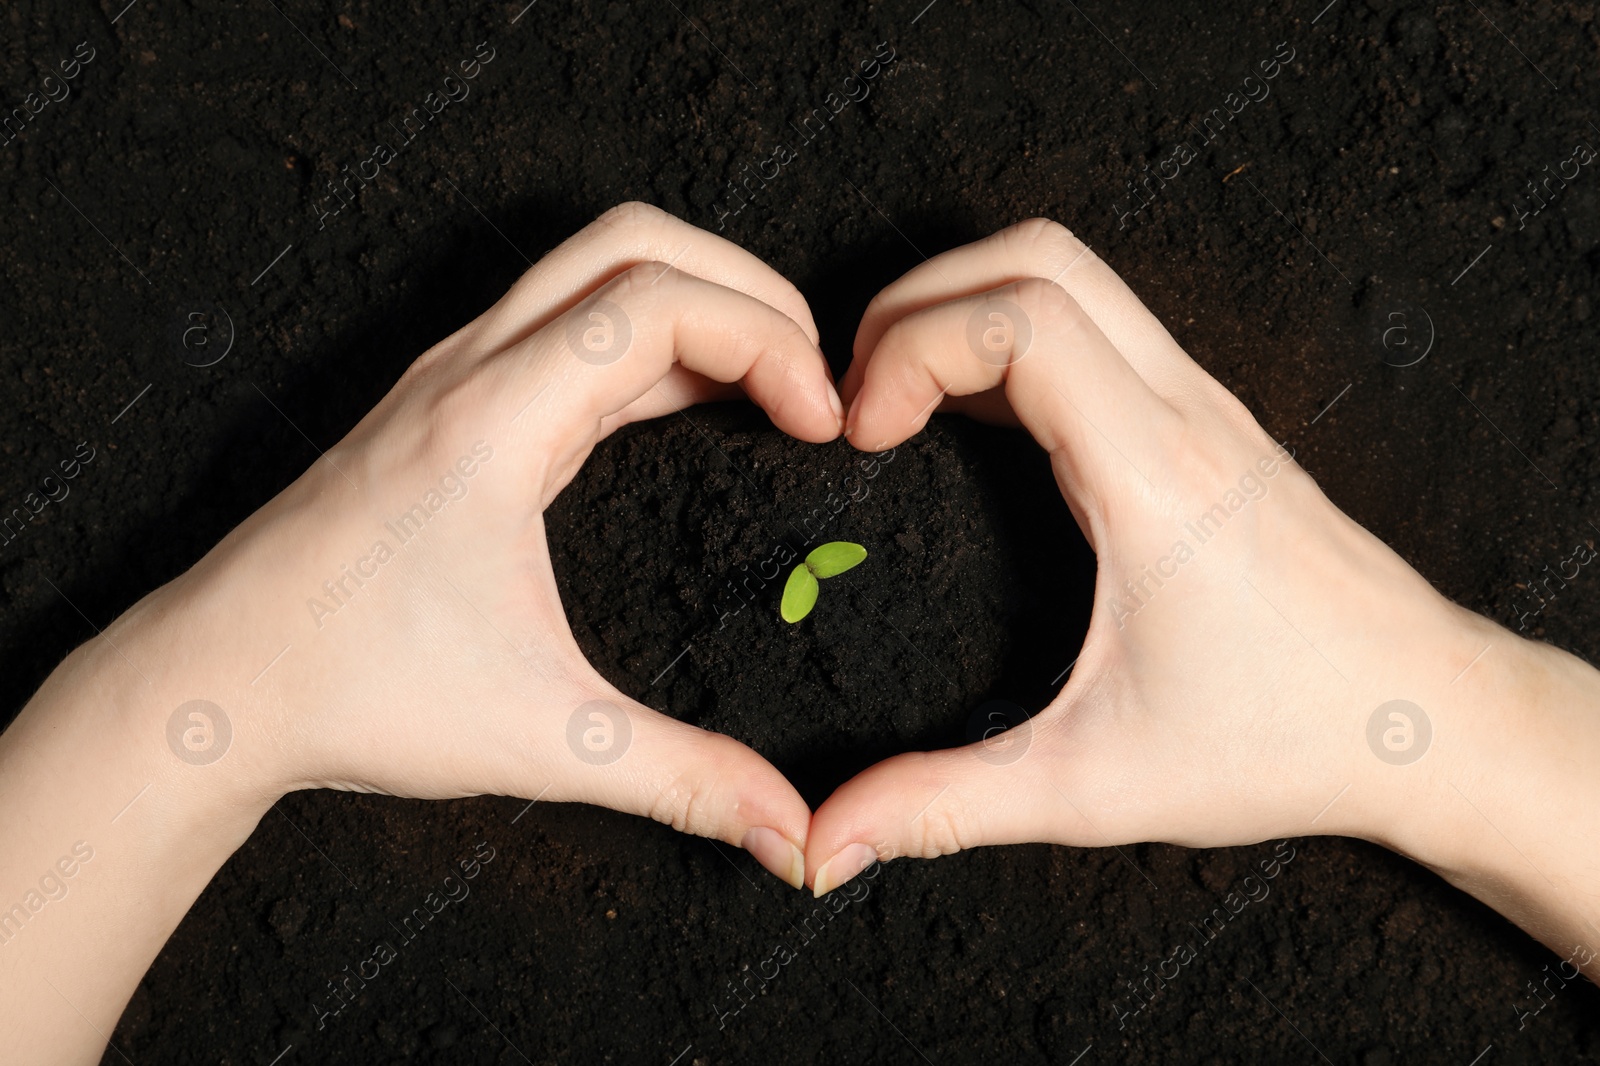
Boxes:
[0,585,271,1064]
[1380,615,1600,974]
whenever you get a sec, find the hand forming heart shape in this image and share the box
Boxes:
[185,202,1492,904]
[10,204,1598,1066]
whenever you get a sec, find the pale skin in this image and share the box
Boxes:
[0,204,1594,1062]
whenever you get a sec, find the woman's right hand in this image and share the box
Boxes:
[806,219,1600,974]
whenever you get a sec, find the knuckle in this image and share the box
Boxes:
[900,755,973,860]
[396,338,451,388]
[645,758,726,839]
[1205,377,1272,435]
[678,786,721,839]
[427,373,480,432]
[876,312,914,353]
[596,200,669,232]
[876,314,956,387]
[910,802,970,860]
[855,293,899,362]
[605,261,675,302]
[859,287,895,328]
[1009,275,1080,330]
[767,310,813,352]
[645,790,679,831]
[1167,415,1281,508]
[1008,216,1084,269]
[646,775,696,835]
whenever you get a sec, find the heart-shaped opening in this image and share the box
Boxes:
[546,403,1097,807]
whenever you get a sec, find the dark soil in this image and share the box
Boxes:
[2,0,1598,1062]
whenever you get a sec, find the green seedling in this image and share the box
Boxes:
[781,541,868,623]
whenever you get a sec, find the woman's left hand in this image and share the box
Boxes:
[157,201,845,886]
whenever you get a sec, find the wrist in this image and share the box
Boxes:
[1374,616,1600,959]
[48,574,285,829]
[0,584,280,1057]
[145,466,365,799]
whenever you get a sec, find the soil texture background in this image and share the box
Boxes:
[2,0,1599,1062]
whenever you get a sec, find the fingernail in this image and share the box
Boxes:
[826,382,845,432]
[812,842,879,898]
[742,827,806,890]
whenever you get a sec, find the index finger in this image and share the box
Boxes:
[474,201,822,352]
[497,264,843,505]
[845,219,1214,412]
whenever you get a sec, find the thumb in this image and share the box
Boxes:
[556,694,813,890]
[803,718,1110,897]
